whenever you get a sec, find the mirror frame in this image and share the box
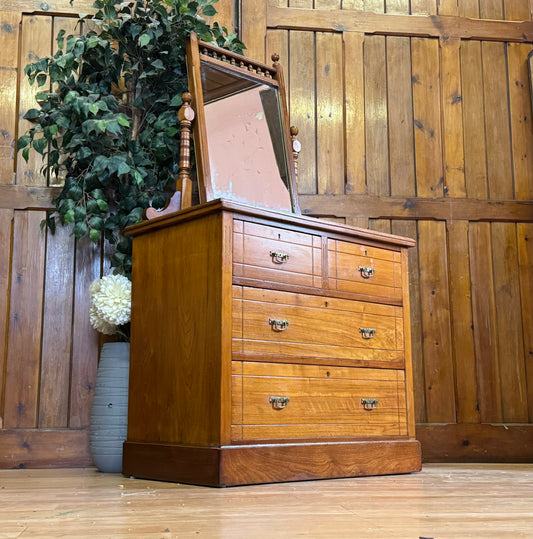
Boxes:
[186,32,300,213]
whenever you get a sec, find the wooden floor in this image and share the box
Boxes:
[0,464,531,538]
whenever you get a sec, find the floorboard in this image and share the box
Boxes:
[0,464,531,538]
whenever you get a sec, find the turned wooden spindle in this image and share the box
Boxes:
[290,126,301,193]
[145,92,195,220]
[176,92,195,209]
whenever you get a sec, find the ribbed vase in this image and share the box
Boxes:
[90,342,130,473]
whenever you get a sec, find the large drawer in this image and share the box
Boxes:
[231,361,407,441]
[328,239,402,300]
[232,287,404,365]
[233,220,323,288]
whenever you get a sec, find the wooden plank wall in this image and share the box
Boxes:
[1,0,531,466]
[0,1,237,468]
[241,0,533,461]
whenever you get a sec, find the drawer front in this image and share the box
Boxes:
[233,220,322,288]
[232,287,404,364]
[328,239,402,300]
[231,362,407,441]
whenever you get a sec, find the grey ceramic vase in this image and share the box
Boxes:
[90,342,130,473]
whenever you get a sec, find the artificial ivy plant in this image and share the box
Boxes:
[17,0,244,276]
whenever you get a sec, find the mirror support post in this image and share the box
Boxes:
[177,92,195,209]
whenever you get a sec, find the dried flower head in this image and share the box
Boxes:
[89,274,131,334]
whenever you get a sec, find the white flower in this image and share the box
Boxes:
[89,274,132,332]
[89,304,117,335]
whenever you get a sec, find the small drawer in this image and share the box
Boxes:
[328,239,402,300]
[232,287,404,365]
[231,362,407,441]
[233,220,322,288]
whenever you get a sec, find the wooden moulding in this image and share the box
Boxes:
[123,439,422,487]
[417,424,533,463]
[267,7,533,43]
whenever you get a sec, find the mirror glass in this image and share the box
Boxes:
[199,62,292,211]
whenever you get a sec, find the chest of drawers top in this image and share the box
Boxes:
[127,198,415,306]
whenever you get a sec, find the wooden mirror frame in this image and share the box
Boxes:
[186,32,300,213]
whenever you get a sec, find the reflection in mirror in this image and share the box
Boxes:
[201,62,292,211]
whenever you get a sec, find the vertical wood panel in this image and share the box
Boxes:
[461,40,488,199]
[240,0,266,62]
[0,13,20,185]
[344,32,366,195]
[49,17,80,188]
[418,221,455,423]
[16,15,52,187]
[204,0,236,33]
[508,43,533,201]
[392,220,426,422]
[491,223,528,422]
[517,223,533,421]
[504,0,530,20]
[4,211,46,428]
[386,0,410,13]
[459,0,480,17]
[289,30,316,195]
[69,236,100,428]
[266,30,288,75]
[412,38,443,197]
[387,36,415,197]
[469,222,502,423]
[480,0,503,19]
[316,32,344,195]
[440,38,466,197]
[365,35,389,196]
[38,225,75,428]
[482,42,513,200]
[410,0,437,15]
[439,0,459,15]
[448,220,479,423]
[0,209,14,427]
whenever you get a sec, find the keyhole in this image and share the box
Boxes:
[364,249,368,256]
[326,371,330,377]
[325,301,328,307]
[278,233,281,240]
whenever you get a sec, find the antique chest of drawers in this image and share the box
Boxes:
[123,199,421,486]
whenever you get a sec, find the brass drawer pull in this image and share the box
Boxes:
[358,266,375,279]
[361,398,379,411]
[269,318,289,331]
[359,327,376,339]
[270,251,290,264]
[270,396,290,410]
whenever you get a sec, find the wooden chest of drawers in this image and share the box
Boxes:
[123,199,421,486]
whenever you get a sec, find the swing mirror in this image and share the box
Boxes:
[186,32,299,213]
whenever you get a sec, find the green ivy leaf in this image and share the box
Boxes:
[33,137,47,155]
[202,4,217,16]
[139,33,151,47]
[23,109,41,120]
[89,228,101,243]
[16,135,31,150]
[73,221,88,238]
[118,162,131,176]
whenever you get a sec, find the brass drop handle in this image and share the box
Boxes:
[361,398,378,411]
[359,327,376,339]
[358,266,375,279]
[269,318,289,331]
[270,396,290,410]
[270,251,290,264]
